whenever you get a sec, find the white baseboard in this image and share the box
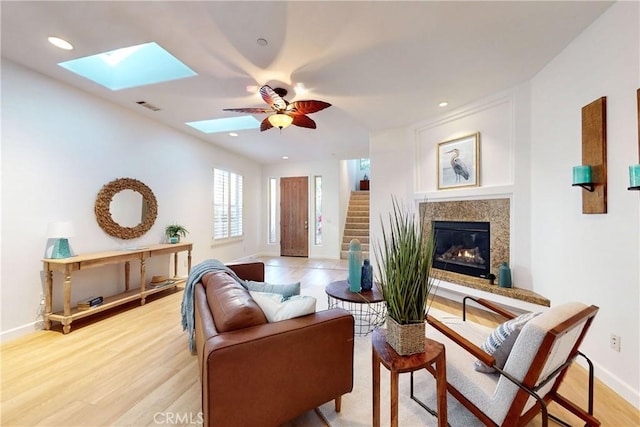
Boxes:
[591,361,640,410]
[1,320,42,344]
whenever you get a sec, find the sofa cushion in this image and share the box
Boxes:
[249,291,316,323]
[244,280,301,298]
[474,311,540,373]
[202,271,267,332]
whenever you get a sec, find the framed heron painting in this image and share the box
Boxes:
[437,133,479,189]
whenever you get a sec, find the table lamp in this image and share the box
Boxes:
[47,221,75,259]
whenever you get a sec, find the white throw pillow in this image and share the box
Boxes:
[249,291,316,323]
[474,311,540,373]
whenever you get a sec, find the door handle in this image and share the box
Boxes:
[304,220,308,230]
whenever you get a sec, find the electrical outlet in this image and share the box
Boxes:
[610,333,621,352]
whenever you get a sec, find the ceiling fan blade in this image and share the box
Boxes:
[260,85,287,111]
[223,107,273,114]
[287,100,331,115]
[292,115,316,129]
[260,117,274,132]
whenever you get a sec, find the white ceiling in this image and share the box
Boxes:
[1,1,613,164]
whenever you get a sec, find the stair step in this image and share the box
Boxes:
[342,243,370,251]
[346,218,369,224]
[343,236,370,244]
[340,250,371,260]
[344,224,369,231]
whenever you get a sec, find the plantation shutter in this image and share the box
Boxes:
[213,168,243,240]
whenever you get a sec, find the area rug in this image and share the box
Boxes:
[315,308,483,427]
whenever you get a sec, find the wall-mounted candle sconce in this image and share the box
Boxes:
[572,165,594,192]
[631,89,640,191]
[576,97,607,214]
[629,164,640,190]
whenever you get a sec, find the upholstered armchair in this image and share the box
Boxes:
[425,297,599,426]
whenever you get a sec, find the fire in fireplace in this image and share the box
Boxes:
[432,221,490,278]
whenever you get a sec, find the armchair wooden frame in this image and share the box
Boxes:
[426,297,600,427]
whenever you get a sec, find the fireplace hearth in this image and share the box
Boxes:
[432,221,490,278]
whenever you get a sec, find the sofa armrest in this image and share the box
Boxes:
[226,261,264,282]
[201,309,354,427]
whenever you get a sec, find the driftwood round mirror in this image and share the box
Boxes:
[95,178,158,239]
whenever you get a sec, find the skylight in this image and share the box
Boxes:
[57,42,196,90]
[186,116,261,134]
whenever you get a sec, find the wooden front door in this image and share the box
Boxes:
[280,176,309,257]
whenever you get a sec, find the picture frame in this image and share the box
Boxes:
[437,132,479,189]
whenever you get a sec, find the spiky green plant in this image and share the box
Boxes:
[165,224,189,240]
[374,197,437,325]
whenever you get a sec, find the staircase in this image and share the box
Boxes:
[341,191,370,260]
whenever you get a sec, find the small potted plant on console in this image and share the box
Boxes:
[165,223,189,243]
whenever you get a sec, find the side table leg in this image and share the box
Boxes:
[435,349,448,427]
[390,370,399,427]
[372,348,381,427]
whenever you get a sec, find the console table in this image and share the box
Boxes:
[42,242,192,333]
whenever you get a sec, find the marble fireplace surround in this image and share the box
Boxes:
[421,198,510,277]
[420,198,550,308]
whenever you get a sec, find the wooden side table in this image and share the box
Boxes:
[372,328,447,427]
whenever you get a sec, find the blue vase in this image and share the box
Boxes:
[361,259,373,291]
[348,239,362,292]
[498,262,512,288]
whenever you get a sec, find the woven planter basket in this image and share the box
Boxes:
[386,317,426,355]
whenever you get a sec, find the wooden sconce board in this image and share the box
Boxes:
[581,97,607,214]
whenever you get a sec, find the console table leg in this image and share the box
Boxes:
[44,269,53,330]
[140,258,146,305]
[62,319,71,334]
[63,266,72,316]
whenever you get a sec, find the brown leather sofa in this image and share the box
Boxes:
[194,261,355,427]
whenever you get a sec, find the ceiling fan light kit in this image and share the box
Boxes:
[268,113,293,129]
[224,85,331,132]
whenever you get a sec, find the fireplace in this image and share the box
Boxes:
[432,221,490,278]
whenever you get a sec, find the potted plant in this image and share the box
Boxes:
[373,197,438,355]
[165,224,189,243]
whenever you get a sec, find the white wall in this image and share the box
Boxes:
[370,1,639,408]
[529,2,639,407]
[1,60,263,340]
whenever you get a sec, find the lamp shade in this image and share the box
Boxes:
[47,221,75,238]
[268,113,293,129]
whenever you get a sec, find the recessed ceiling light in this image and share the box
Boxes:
[257,38,268,47]
[229,132,238,137]
[48,36,73,50]
[282,156,289,160]
[439,101,449,107]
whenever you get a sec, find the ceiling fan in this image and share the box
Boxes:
[223,85,331,131]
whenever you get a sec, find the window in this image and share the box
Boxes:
[314,176,322,245]
[213,168,243,240]
[268,177,277,244]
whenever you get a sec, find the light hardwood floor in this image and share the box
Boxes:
[1,257,638,426]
